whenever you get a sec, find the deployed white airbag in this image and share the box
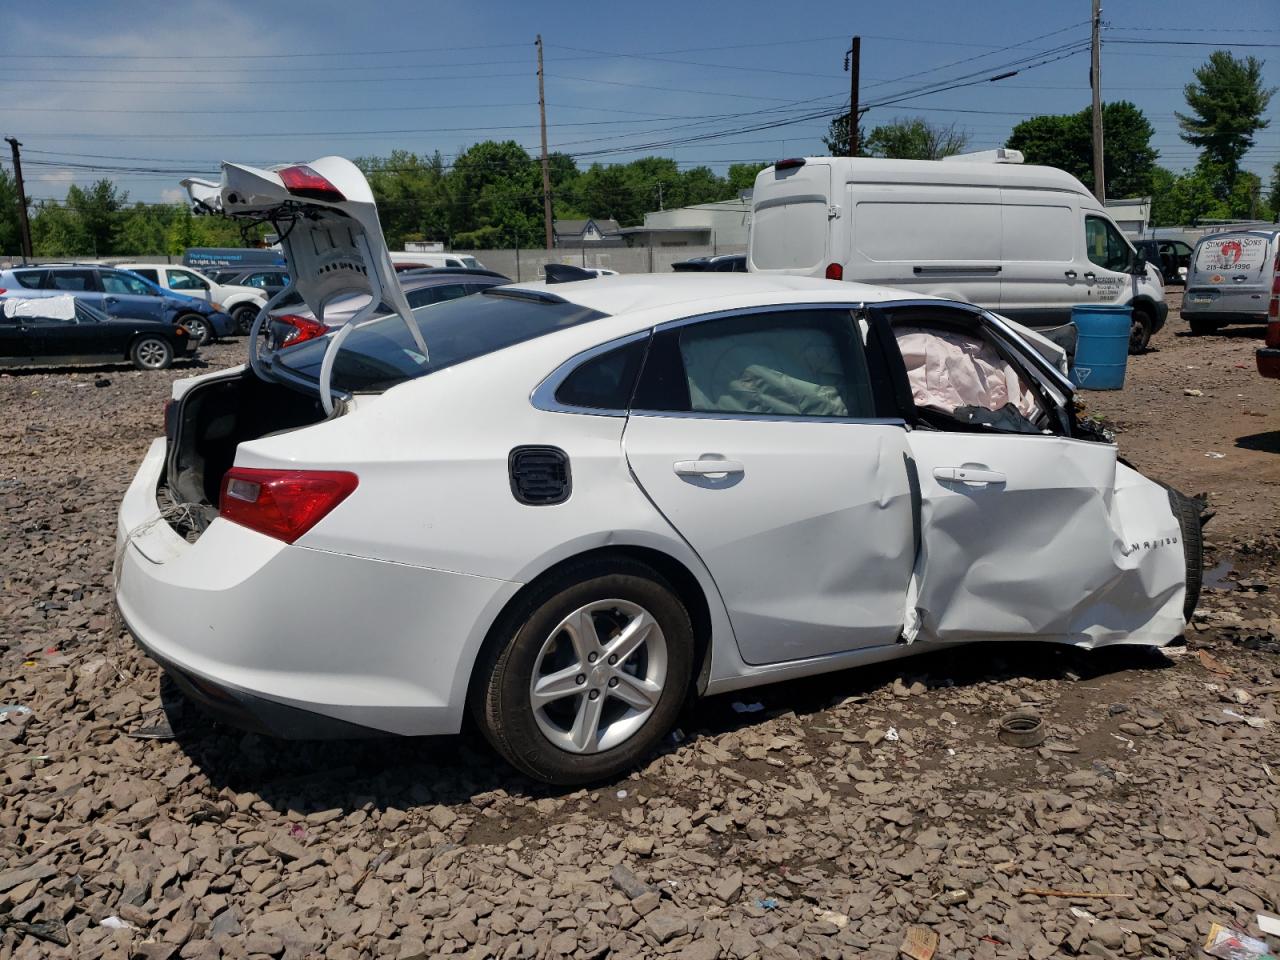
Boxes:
[2,294,77,320]
[896,326,1043,420]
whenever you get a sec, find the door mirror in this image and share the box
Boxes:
[1131,253,1147,276]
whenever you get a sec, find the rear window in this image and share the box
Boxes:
[1193,235,1272,276]
[13,270,47,289]
[277,290,607,392]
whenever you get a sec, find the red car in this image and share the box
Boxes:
[1258,252,1280,379]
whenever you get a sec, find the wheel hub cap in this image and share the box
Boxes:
[529,598,667,755]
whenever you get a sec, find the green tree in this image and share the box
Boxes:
[576,163,641,225]
[864,118,968,160]
[447,140,543,247]
[1177,51,1275,195]
[675,165,728,207]
[1007,102,1158,197]
[822,112,866,157]
[1149,165,1227,227]
[30,201,90,257]
[359,150,449,250]
[64,179,126,256]
[0,166,22,255]
[727,163,768,195]
[117,203,173,255]
[1269,161,1280,223]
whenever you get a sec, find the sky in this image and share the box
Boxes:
[1,0,1277,205]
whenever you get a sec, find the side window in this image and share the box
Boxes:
[555,339,647,411]
[48,269,97,292]
[446,258,463,268]
[1085,216,1132,273]
[101,272,151,296]
[406,283,469,308]
[167,269,208,291]
[131,268,159,283]
[634,310,875,418]
[13,270,48,289]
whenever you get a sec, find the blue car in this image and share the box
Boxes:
[0,263,234,346]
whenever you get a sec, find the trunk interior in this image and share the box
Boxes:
[165,369,331,530]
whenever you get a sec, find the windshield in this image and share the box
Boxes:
[276,290,607,392]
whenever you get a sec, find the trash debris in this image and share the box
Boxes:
[1203,921,1278,960]
[812,907,849,929]
[1020,887,1133,899]
[900,924,939,960]
[937,889,970,906]
[755,898,778,910]
[0,704,32,721]
[1232,689,1254,704]
[94,377,111,388]
[668,727,685,744]
[1184,388,1203,397]
[1223,709,1266,729]
[1070,907,1098,922]
[884,726,900,742]
[1259,914,1280,937]
[99,916,137,930]
[1110,733,1135,750]
[609,863,651,900]
[998,709,1046,748]
[1205,451,1226,459]
[731,701,764,714]
[616,790,627,800]
[1199,650,1234,676]
[0,914,70,947]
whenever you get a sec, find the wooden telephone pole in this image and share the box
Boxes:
[5,137,33,261]
[1090,0,1105,203]
[845,37,861,157]
[536,35,554,251]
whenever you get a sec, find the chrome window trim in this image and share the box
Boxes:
[630,411,908,426]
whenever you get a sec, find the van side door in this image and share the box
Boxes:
[997,195,1079,328]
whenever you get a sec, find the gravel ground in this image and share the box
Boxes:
[1,294,1278,960]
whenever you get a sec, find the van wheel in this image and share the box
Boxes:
[473,558,694,785]
[1128,307,1152,354]
[178,313,210,346]
[130,336,173,371]
[1188,317,1219,336]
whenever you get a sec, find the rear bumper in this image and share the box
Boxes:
[1181,308,1268,325]
[114,438,520,739]
[1258,348,1280,380]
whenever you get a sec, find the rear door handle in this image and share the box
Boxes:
[1064,269,1077,279]
[934,466,1006,485]
[674,458,744,477]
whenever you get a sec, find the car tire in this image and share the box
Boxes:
[1188,317,1219,336]
[1129,306,1153,354]
[1166,489,1205,622]
[178,313,210,346]
[233,304,260,336]
[473,558,694,785]
[130,335,173,371]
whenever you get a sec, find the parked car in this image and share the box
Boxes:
[111,262,269,337]
[0,264,233,345]
[267,267,510,348]
[672,254,747,273]
[748,155,1167,353]
[1,294,194,370]
[114,157,1203,785]
[1134,239,1192,286]
[209,265,290,297]
[1258,256,1280,379]
[1182,230,1280,335]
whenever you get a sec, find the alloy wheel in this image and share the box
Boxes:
[135,339,169,369]
[528,598,668,754]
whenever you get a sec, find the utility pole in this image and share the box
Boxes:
[536,35,554,251]
[845,37,861,157]
[656,181,664,211]
[5,137,33,262]
[1090,0,1105,203]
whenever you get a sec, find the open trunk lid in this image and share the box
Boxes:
[182,157,426,413]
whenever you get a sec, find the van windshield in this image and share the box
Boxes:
[275,290,607,393]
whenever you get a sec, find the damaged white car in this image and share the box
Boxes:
[114,157,1204,785]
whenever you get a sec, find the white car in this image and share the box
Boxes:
[115,158,1202,785]
[112,262,269,340]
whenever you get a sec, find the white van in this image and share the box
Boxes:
[393,252,485,270]
[1182,229,1280,335]
[748,155,1167,352]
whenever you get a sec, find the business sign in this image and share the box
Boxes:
[1195,235,1269,275]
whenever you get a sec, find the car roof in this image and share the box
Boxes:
[496,273,925,317]
[399,272,506,290]
[1196,229,1280,244]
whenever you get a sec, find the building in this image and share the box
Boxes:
[618,195,752,249]
[1105,197,1152,237]
[552,218,624,248]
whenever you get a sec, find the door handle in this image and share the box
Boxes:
[1064,269,1077,279]
[934,466,1006,485]
[1083,271,1096,281]
[674,459,744,477]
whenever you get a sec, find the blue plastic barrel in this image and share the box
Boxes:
[1069,304,1131,390]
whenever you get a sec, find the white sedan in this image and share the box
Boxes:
[115,158,1201,784]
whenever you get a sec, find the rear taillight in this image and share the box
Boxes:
[219,468,357,544]
[0,288,7,295]
[279,165,345,202]
[825,262,844,280]
[273,313,329,348]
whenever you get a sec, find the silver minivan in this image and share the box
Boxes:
[1183,229,1280,334]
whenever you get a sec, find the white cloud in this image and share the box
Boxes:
[160,187,185,204]
[36,168,76,184]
